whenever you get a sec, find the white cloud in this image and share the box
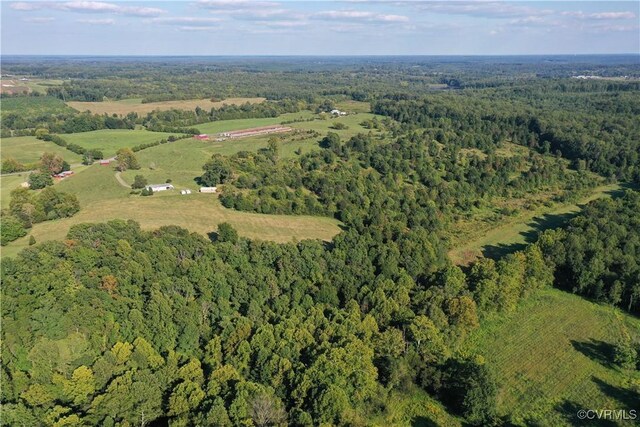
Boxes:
[196,0,280,10]
[23,16,55,23]
[150,17,222,25]
[10,1,166,17]
[313,10,409,23]
[10,2,41,11]
[76,18,115,25]
[406,1,553,19]
[562,11,636,20]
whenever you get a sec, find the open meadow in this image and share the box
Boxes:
[464,288,640,426]
[67,97,266,115]
[448,183,625,265]
[0,135,83,165]
[62,129,177,156]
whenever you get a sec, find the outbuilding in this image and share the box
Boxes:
[199,187,217,193]
[147,184,174,192]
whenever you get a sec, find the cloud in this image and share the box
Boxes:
[76,18,115,25]
[406,1,553,19]
[195,0,280,10]
[562,11,636,20]
[150,17,222,26]
[10,1,166,17]
[10,2,41,11]
[313,10,409,23]
[23,16,55,23]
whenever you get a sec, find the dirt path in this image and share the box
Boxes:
[114,171,130,188]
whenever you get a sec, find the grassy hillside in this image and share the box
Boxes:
[463,288,640,426]
[0,135,83,165]
[62,129,177,157]
[67,97,265,115]
[449,183,625,265]
[2,164,341,258]
[0,96,73,115]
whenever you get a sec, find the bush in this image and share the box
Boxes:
[0,215,27,246]
[132,175,148,189]
[28,172,53,190]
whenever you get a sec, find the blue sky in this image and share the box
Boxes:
[1,1,639,55]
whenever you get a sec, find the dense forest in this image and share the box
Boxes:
[2,57,640,426]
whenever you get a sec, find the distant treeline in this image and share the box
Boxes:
[372,86,640,183]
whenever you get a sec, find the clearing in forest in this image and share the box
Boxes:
[66,97,266,115]
[464,288,640,426]
[449,183,625,265]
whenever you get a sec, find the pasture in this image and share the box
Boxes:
[67,97,266,115]
[0,136,83,165]
[1,110,386,257]
[448,183,622,265]
[464,288,640,426]
[2,164,341,258]
[62,129,177,156]
[0,96,73,115]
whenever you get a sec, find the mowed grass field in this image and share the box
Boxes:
[2,109,382,257]
[120,111,383,188]
[0,136,83,165]
[1,96,74,115]
[63,129,177,157]
[2,164,341,258]
[464,288,640,426]
[67,97,265,115]
[449,183,623,265]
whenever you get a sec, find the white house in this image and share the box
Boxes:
[148,184,174,192]
[199,187,217,193]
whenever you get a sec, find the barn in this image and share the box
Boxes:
[147,184,175,192]
[199,187,217,193]
[194,134,210,141]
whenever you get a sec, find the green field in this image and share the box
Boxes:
[449,183,624,265]
[0,174,29,209]
[0,95,73,115]
[464,288,640,426]
[62,129,177,156]
[0,135,83,165]
[2,111,381,257]
[1,164,341,258]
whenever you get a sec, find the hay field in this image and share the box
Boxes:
[464,288,640,425]
[67,97,266,115]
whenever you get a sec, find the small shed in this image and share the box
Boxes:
[180,189,192,195]
[99,160,110,165]
[199,187,217,193]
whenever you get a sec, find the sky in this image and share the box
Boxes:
[1,0,639,55]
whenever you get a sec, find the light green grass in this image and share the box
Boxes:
[63,129,176,157]
[449,183,623,265]
[463,288,640,426]
[368,387,463,427]
[1,164,341,258]
[0,136,83,165]
[0,174,29,209]
[0,96,72,115]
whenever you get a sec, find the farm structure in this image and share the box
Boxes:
[180,189,192,195]
[200,187,217,193]
[147,183,174,192]
[218,125,292,140]
[54,171,74,179]
[193,134,210,141]
[99,160,111,165]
